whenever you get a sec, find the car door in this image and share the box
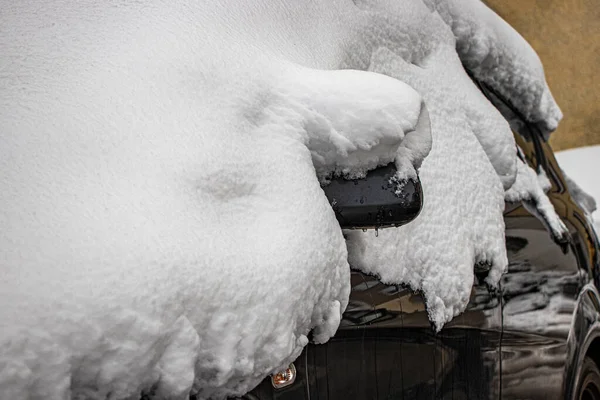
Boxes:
[302,269,503,400]
[249,265,503,400]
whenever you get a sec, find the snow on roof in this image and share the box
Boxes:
[0,0,563,398]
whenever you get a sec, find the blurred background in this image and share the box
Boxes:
[486,0,600,151]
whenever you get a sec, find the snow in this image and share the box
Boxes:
[505,151,568,242]
[270,66,426,182]
[0,0,562,398]
[555,145,600,230]
[435,0,563,140]
[345,0,561,329]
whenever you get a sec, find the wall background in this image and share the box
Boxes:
[484,0,600,150]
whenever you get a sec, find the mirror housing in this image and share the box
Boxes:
[322,163,423,230]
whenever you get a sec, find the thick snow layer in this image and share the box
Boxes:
[555,145,600,231]
[342,0,518,191]
[0,0,560,398]
[271,66,426,182]
[434,0,563,139]
[345,0,561,329]
[0,1,429,399]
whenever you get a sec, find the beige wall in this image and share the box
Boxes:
[485,0,600,151]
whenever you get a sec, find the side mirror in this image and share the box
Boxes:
[322,103,431,230]
[322,163,423,229]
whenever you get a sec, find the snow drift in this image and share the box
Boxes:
[0,0,562,398]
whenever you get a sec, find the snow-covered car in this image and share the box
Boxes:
[3,1,597,398]
[239,86,600,400]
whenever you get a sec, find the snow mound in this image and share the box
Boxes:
[270,66,426,182]
[1,1,432,398]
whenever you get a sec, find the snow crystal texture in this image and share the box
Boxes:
[344,0,559,329]
[0,0,561,398]
[435,0,563,139]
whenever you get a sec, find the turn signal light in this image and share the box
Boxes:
[271,363,296,389]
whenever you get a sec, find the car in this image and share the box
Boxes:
[230,78,600,400]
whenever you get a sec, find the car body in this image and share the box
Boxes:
[240,101,600,400]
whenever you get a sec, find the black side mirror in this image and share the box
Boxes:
[322,163,423,229]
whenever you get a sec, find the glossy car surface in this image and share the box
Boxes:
[244,128,600,399]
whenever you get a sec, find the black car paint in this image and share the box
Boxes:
[246,131,600,399]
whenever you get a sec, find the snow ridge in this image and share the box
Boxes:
[268,65,427,182]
